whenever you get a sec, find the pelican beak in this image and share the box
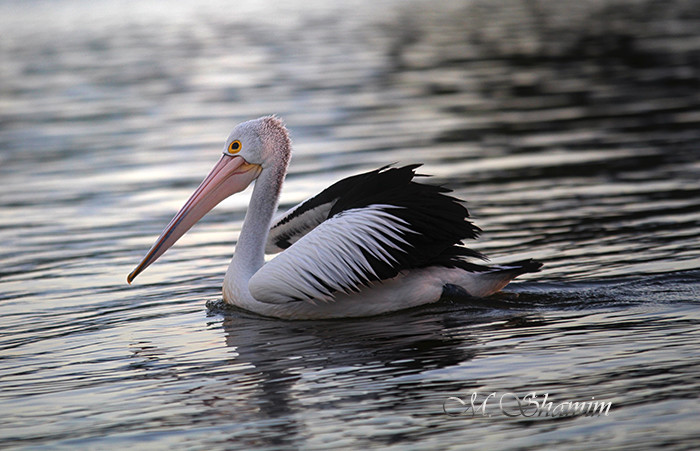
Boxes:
[127,154,262,283]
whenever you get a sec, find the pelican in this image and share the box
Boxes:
[128,116,542,319]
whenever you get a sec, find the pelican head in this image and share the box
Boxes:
[127,116,290,283]
[224,116,291,168]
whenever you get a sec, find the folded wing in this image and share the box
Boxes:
[253,165,486,304]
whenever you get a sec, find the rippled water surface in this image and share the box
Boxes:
[1,0,699,448]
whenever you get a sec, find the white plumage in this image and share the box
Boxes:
[128,116,542,319]
[251,205,414,304]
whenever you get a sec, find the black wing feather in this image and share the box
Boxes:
[326,165,486,281]
[269,164,487,283]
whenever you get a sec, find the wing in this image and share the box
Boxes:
[252,166,486,304]
[265,166,394,254]
[265,195,335,254]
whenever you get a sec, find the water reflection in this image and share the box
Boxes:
[212,306,523,446]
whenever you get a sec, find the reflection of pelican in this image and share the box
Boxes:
[200,308,486,446]
[128,116,541,319]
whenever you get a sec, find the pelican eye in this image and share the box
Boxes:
[228,140,242,154]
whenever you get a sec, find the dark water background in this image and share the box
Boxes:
[1,0,699,448]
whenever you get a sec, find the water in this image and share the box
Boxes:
[1,0,699,448]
